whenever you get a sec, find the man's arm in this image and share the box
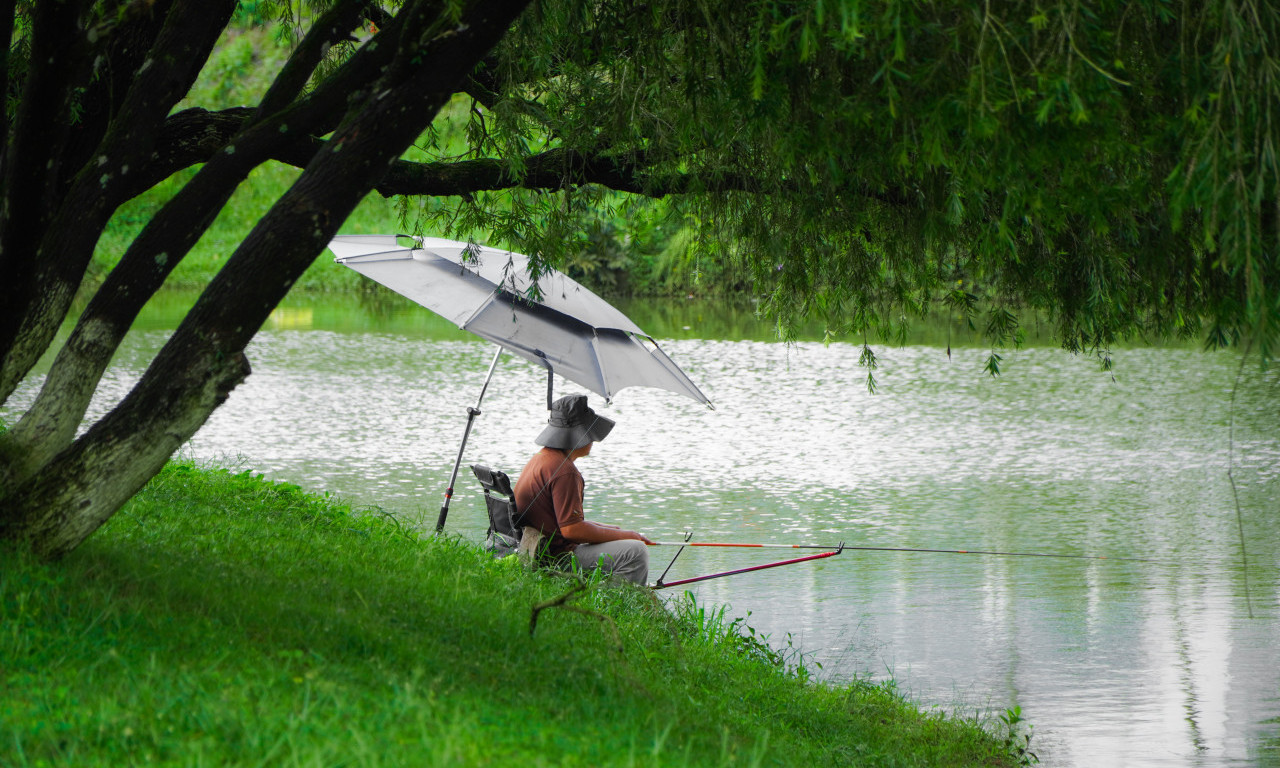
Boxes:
[560,520,654,545]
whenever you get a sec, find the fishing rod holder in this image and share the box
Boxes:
[437,347,504,533]
[651,538,846,591]
[654,531,695,588]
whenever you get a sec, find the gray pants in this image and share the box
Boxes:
[572,540,649,585]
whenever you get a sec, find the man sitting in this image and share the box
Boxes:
[513,394,652,585]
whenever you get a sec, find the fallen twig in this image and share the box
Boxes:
[529,578,624,655]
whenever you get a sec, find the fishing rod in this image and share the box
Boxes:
[648,540,1153,563]
[652,546,844,589]
[647,536,1152,589]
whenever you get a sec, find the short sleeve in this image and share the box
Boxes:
[549,469,585,528]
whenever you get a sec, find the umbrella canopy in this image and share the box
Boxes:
[329,234,712,532]
[329,234,711,406]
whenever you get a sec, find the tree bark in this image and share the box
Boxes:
[0,349,253,557]
[0,0,20,158]
[0,0,534,557]
[0,0,95,399]
[0,0,237,405]
[4,0,380,483]
[59,0,179,191]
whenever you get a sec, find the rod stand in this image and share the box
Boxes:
[654,531,694,588]
[436,347,504,533]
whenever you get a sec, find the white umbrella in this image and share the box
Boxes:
[329,234,712,529]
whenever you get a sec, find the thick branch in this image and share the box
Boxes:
[0,0,17,148]
[140,107,920,229]
[143,111,728,199]
[378,146,657,195]
[0,0,239,405]
[256,0,380,118]
[0,0,95,384]
[0,0,93,237]
[5,0,382,479]
[0,0,535,557]
[371,147,914,208]
[61,0,178,190]
[269,138,763,199]
[462,54,504,108]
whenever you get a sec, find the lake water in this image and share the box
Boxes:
[5,292,1279,767]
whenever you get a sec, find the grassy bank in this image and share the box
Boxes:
[1,462,1020,767]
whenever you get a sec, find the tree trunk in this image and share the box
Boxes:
[0,349,253,557]
[3,0,376,485]
[0,0,534,557]
[0,0,237,404]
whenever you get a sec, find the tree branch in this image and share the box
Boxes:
[3,1,384,481]
[528,578,624,655]
[371,146,915,208]
[0,0,240,405]
[256,0,380,118]
[145,107,918,229]
[63,0,178,189]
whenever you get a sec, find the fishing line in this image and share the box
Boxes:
[518,407,1155,581]
[649,540,1154,563]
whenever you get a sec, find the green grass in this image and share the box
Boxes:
[1,462,1019,767]
[94,158,404,294]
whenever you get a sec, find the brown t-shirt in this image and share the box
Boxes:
[513,448,585,557]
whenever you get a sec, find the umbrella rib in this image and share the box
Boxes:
[588,333,611,401]
[333,250,415,264]
[639,334,714,407]
[457,287,506,332]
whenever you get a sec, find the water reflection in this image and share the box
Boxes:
[3,296,1278,768]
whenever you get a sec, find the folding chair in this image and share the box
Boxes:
[470,465,545,564]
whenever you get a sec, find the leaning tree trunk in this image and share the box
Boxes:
[0,0,534,557]
[0,0,237,404]
[0,349,254,557]
[2,0,380,486]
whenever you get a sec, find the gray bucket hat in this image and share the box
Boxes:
[535,394,615,450]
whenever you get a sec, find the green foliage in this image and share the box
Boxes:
[999,706,1040,766]
[398,0,1279,359]
[188,26,291,109]
[94,1,1280,355]
[667,596,818,681]
[232,1,272,27]
[0,461,1017,767]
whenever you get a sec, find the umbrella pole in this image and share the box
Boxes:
[534,350,554,409]
[436,346,503,532]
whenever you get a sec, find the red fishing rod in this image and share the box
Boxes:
[647,537,1151,589]
[652,544,845,589]
[649,540,1151,562]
